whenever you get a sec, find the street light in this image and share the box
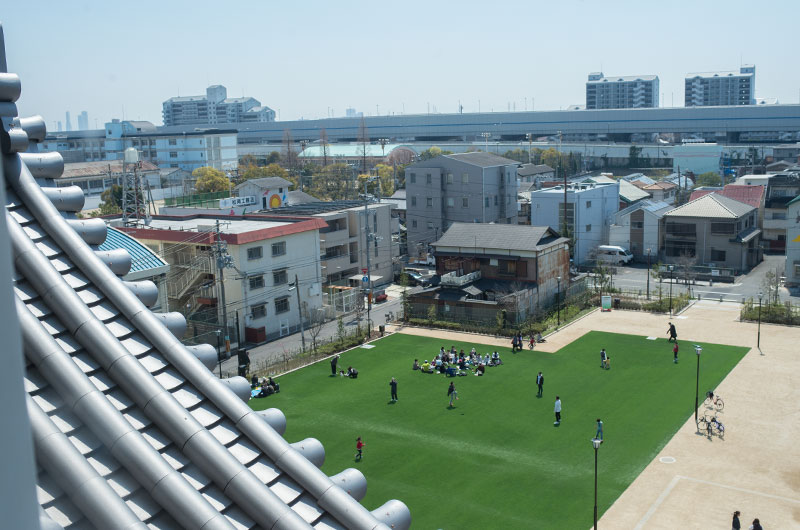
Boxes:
[694,345,702,425]
[668,265,674,315]
[289,275,307,353]
[215,330,222,378]
[556,276,562,328]
[646,248,652,300]
[592,437,602,530]
[757,291,763,354]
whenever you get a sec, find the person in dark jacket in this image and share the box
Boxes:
[389,377,398,401]
[536,371,544,397]
[731,510,741,530]
[667,322,677,342]
[749,517,762,530]
[330,355,339,376]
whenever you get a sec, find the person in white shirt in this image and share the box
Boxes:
[554,396,562,425]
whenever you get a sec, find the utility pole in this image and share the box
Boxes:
[363,181,373,336]
[559,131,567,239]
[214,220,231,359]
[293,274,306,353]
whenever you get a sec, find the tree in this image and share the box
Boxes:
[320,128,330,167]
[695,171,722,188]
[239,154,259,168]
[419,146,453,161]
[675,252,697,285]
[98,184,122,215]
[426,303,437,322]
[304,304,325,352]
[399,273,410,322]
[265,151,281,164]
[193,167,230,193]
[628,145,642,168]
[502,149,529,163]
[357,117,370,175]
[239,163,289,183]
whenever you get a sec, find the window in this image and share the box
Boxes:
[710,222,735,236]
[494,195,498,206]
[411,196,417,207]
[273,269,288,285]
[585,224,592,232]
[710,249,726,261]
[771,212,786,220]
[412,220,417,228]
[271,241,286,256]
[168,139,177,146]
[169,152,178,158]
[485,197,490,208]
[462,197,469,208]
[461,173,469,184]
[247,247,263,260]
[665,222,696,237]
[275,297,290,314]
[631,221,644,229]
[586,200,592,208]
[446,197,454,208]
[426,173,432,184]
[426,197,433,208]
[446,173,453,184]
[427,221,434,230]
[248,275,264,290]
[410,173,416,183]
[250,304,266,319]
[498,260,517,275]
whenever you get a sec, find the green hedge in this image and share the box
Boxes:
[740,300,800,326]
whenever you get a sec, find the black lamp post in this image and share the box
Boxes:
[668,265,674,315]
[215,330,222,378]
[556,276,562,328]
[694,345,702,425]
[592,437,602,529]
[757,291,763,353]
[646,248,651,300]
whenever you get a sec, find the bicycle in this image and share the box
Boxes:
[704,391,724,411]
[697,412,725,438]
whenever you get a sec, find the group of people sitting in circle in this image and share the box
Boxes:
[339,366,359,378]
[251,376,280,398]
[412,345,502,377]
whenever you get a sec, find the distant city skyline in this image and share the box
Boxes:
[5,0,800,129]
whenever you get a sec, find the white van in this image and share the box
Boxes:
[596,245,633,265]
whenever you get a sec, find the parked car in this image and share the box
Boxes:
[405,270,430,287]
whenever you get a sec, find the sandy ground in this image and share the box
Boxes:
[389,300,800,529]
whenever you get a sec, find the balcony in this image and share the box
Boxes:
[440,270,481,287]
[762,218,787,230]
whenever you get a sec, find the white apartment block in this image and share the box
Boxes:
[530,182,620,264]
[586,72,659,109]
[685,65,755,107]
[162,85,275,126]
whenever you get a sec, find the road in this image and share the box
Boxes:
[606,254,795,303]
[218,284,414,377]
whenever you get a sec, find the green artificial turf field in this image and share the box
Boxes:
[250,331,748,529]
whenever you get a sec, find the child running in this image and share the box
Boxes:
[355,437,365,461]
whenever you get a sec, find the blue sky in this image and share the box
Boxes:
[4,0,799,128]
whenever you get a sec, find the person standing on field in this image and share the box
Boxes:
[673,341,679,364]
[536,371,544,397]
[389,377,398,402]
[554,396,562,425]
[448,382,458,407]
[330,355,339,376]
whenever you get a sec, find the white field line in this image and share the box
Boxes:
[632,474,800,529]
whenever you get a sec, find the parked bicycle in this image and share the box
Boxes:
[704,391,724,411]
[697,412,725,438]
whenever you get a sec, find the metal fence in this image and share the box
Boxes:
[163,190,228,208]
[740,300,800,326]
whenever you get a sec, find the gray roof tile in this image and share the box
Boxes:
[433,222,564,252]
[665,193,754,219]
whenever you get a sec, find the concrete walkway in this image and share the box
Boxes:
[393,300,800,529]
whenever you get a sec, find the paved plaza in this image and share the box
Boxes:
[389,300,800,529]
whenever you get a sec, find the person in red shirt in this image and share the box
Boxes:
[673,341,679,364]
[355,437,365,461]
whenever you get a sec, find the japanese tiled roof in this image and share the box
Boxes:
[0,23,408,530]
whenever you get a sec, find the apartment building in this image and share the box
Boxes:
[529,181,620,264]
[38,119,238,171]
[119,213,325,344]
[405,152,519,256]
[586,72,659,109]
[162,85,275,126]
[685,66,755,107]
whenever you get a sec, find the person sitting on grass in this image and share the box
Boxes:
[491,351,502,365]
[413,359,420,370]
[474,363,486,376]
[421,360,433,373]
[347,366,358,378]
[536,332,545,343]
[483,353,491,365]
[267,376,280,393]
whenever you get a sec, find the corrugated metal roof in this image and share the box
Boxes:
[619,180,651,202]
[443,152,519,168]
[665,193,754,219]
[518,164,554,177]
[433,223,564,252]
[62,160,160,179]
[99,227,168,275]
[298,144,406,158]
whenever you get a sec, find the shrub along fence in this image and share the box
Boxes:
[740,299,800,326]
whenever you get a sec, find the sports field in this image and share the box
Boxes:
[250,331,748,529]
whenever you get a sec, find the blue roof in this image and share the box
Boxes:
[99,227,168,275]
